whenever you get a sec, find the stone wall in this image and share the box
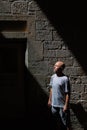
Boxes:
[0,0,87,130]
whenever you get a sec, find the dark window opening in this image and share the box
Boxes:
[0,21,27,32]
[0,38,27,119]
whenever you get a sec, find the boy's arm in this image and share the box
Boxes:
[48,88,52,107]
[63,93,70,111]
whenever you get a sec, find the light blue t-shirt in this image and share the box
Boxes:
[49,74,70,108]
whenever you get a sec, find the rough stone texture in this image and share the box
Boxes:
[0,0,87,130]
[11,1,28,14]
[0,1,11,13]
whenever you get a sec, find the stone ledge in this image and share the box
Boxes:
[1,32,28,38]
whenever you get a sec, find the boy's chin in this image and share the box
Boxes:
[53,70,57,73]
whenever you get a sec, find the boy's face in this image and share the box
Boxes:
[53,61,64,73]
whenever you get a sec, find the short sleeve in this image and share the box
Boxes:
[48,76,53,88]
[65,77,70,93]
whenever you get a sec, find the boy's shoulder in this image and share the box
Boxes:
[51,73,56,78]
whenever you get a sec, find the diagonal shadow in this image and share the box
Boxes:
[35,0,87,72]
[70,103,87,130]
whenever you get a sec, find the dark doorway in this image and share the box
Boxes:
[0,38,26,120]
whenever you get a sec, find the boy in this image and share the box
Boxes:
[48,61,71,130]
